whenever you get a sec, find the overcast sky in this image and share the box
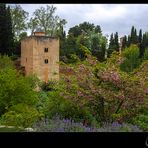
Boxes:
[18,4,148,38]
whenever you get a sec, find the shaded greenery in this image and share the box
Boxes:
[60,22,106,63]
[107,32,119,57]
[0,4,14,56]
[0,56,40,128]
[120,44,141,72]
[59,53,146,125]
[0,127,25,132]
[1,103,41,128]
[0,5,147,130]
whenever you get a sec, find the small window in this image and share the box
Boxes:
[44,59,48,64]
[44,48,48,52]
[26,58,27,62]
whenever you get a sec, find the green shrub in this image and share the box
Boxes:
[143,47,148,60]
[131,114,148,131]
[120,44,141,72]
[38,80,98,126]
[0,55,14,70]
[0,66,39,115]
[44,90,96,125]
[60,54,146,125]
[1,104,42,128]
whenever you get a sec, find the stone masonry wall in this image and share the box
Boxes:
[21,36,59,82]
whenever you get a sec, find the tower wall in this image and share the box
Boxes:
[21,35,59,82]
[21,38,33,75]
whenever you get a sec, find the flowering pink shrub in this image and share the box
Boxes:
[59,54,146,124]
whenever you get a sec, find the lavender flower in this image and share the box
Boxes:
[33,115,143,132]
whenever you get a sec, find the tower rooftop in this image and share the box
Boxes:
[33,28,45,36]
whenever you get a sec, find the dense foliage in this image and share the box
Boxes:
[0,4,147,131]
[0,55,41,127]
[0,4,14,56]
[120,44,141,72]
[59,54,146,125]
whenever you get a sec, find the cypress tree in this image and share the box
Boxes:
[138,29,143,58]
[114,32,119,52]
[0,4,7,55]
[140,32,148,58]
[122,35,127,50]
[0,4,14,56]
[109,33,114,49]
[107,33,115,57]
[130,26,138,44]
[127,35,131,47]
[138,29,142,44]
[6,6,14,55]
[130,26,135,44]
[134,28,138,44]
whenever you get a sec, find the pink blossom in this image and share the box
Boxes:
[144,88,148,94]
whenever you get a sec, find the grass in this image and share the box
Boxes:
[0,126,25,132]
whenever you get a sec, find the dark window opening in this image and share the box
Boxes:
[44,59,48,64]
[26,58,27,62]
[44,48,48,52]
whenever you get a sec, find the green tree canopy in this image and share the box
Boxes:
[30,5,67,37]
[120,44,141,72]
[10,4,29,41]
[0,55,39,115]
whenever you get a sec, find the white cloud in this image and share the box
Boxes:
[84,5,126,22]
[18,4,148,37]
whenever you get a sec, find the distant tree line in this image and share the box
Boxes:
[60,21,107,62]
[108,26,148,59]
[0,4,148,62]
[0,4,66,57]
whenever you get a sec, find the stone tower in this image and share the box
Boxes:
[21,29,59,82]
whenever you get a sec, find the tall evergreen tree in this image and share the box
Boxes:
[130,26,138,44]
[109,33,114,49]
[0,4,14,55]
[130,26,135,44]
[0,4,7,55]
[127,35,131,47]
[138,29,143,58]
[138,29,142,44]
[107,33,115,57]
[121,35,127,50]
[5,6,14,55]
[140,32,148,58]
[134,28,138,44]
[114,32,119,52]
